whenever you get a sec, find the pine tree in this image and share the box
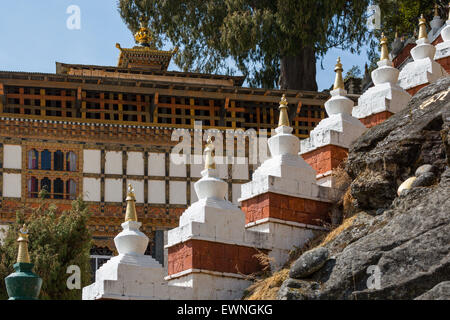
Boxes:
[0,192,93,300]
[117,0,371,90]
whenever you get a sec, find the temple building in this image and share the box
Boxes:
[0,21,329,273]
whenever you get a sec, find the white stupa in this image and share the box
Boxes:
[241,95,319,199]
[398,14,448,91]
[82,184,168,300]
[300,58,367,187]
[353,33,411,120]
[435,4,450,60]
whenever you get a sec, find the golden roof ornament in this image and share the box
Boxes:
[434,3,439,17]
[278,94,290,127]
[204,136,216,170]
[333,57,345,90]
[134,17,153,47]
[380,32,390,61]
[418,14,428,39]
[17,225,31,264]
[124,184,138,222]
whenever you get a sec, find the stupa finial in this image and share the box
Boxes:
[124,184,138,222]
[278,94,290,127]
[17,224,31,264]
[204,136,216,170]
[333,57,345,90]
[134,16,153,47]
[380,32,390,61]
[418,14,428,39]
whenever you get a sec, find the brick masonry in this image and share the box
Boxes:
[407,83,429,96]
[301,144,348,176]
[167,239,266,276]
[241,192,331,227]
[359,111,394,128]
[436,55,450,74]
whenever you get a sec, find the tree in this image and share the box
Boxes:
[0,192,93,300]
[117,0,371,91]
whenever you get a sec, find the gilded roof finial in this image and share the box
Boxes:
[380,32,390,61]
[204,136,216,170]
[124,184,138,222]
[333,57,345,90]
[434,3,439,17]
[17,225,31,264]
[278,94,290,127]
[418,14,428,39]
[134,16,153,47]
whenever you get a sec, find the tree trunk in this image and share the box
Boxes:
[279,47,317,91]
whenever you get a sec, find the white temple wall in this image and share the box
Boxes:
[3,145,22,169]
[3,173,21,198]
[105,151,123,175]
[127,152,144,176]
[148,180,165,204]
[83,177,101,202]
[169,181,187,205]
[148,152,165,176]
[83,150,101,174]
[105,178,123,202]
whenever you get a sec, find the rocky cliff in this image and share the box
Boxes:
[275,77,450,300]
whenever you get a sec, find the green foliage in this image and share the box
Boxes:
[0,194,93,300]
[117,0,371,89]
[345,65,362,81]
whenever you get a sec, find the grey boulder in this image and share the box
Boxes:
[289,247,329,279]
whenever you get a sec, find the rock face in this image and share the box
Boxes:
[414,282,450,300]
[348,77,449,211]
[289,247,329,279]
[279,77,450,300]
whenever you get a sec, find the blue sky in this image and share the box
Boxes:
[0,0,370,91]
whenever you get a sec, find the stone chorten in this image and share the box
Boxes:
[435,3,450,61]
[5,225,42,300]
[398,14,448,95]
[300,58,367,187]
[240,95,332,268]
[430,3,445,35]
[165,136,266,300]
[82,184,167,300]
[353,33,411,128]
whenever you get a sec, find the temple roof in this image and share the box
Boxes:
[55,62,246,87]
[115,43,177,71]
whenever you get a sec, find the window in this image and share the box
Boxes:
[27,150,39,169]
[54,151,64,171]
[54,178,64,199]
[66,152,77,171]
[66,179,77,200]
[40,177,51,197]
[27,177,39,198]
[41,150,51,170]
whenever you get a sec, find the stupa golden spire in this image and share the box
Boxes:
[380,32,390,61]
[278,94,290,127]
[333,57,345,90]
[418,14,428,39]
[204,137,216,170]
[125,184,138,222]
[17,225,31,264]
